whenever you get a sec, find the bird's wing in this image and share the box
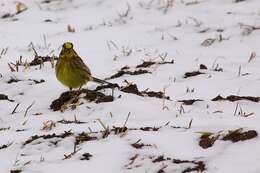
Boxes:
[77,56,92,75]
[69,55,92,82]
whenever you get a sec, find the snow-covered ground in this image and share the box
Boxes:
[1,0,260,172]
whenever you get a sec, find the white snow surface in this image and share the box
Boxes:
[1,0,260,172]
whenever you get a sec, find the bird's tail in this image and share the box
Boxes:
[92,77,112,85]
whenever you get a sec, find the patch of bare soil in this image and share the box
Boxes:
[105,69,150,80]
[125,154,206,173]
[50,89,114,111]
[0,94,14,102]
[120,83,170,100]
[199,129,257,149]
[105,59,174,80]
[131,139,153,149]
[222,129,257,142]
[184,71,205,78]
[212,95,260,102]
[178,99,203,105]
[23,131,73,145]
[80,153,93,160]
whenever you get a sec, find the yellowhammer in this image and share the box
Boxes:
[56,42,108,90]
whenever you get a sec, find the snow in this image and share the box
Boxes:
[1,0,260,172]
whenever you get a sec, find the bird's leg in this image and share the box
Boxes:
[79,85,83,90]
[76,86,83,96]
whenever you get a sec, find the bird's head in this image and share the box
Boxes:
[60,42,75,58]
[63,42,73,50]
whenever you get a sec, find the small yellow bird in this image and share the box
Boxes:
[56,42,108,90]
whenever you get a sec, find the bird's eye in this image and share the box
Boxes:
[63,42,73,49]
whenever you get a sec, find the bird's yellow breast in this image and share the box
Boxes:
[55,58,88,89]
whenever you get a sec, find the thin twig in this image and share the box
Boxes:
[188,119,193,129]
[24,101,35,117]
[11,103,20,114]
[29,42,38,57]
[96,118,108,130]
[123,112,131,128]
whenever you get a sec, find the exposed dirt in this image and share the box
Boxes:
[0,127,10,131]
[51,81,169,112]
[182,161,206,173]
[75,132,98,145]
[10,170,22,173]
[0,94,9,100]
[23,131,73,145]
[57,119,86,124]
[7,78,21,83]
[139,126,160,131]
[136,61,156,68]
[126,154,206,173]
[222,129,257,142]
[199,133,218,149]
[80,153,93,160]
[199,64,208,70]
[0,143,12,150]
[120,83,140,94]
[105,59,174,80]
[212,95,260,102]
[50,89,114,111]
[184,71,205,78]
[172,159,206,173]
[105,69,150,80]
[199,129,258,149]
[50,91,80,111]
[0,94,14,102]
[131,140,153,149]
[136,60,174,68]
[178,99,203,105]
[29,56,58,66]
[7,78,45,84]
[95,83,120,91]
[112,126,128,135]
[152,155,171,163]
[120,83,170,100]
[1,13,12,19]
[28,79,45,84]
